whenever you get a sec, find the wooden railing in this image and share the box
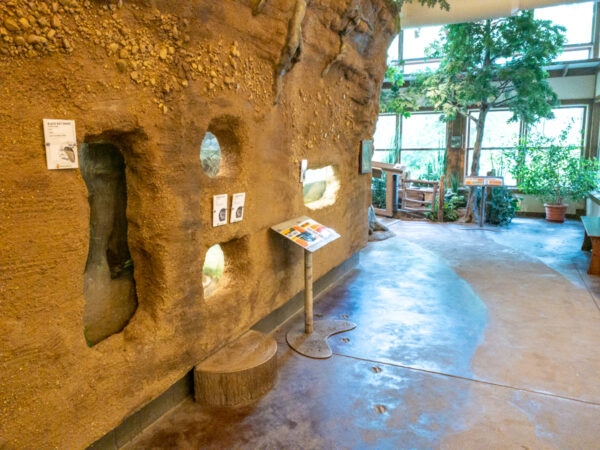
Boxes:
[372,161,445,222]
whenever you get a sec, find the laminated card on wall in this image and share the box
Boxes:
[271,216,340,253]
[43,119,78,170]
[213,194,228,227]
[230,193,245,223]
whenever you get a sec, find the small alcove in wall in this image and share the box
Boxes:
[199,115,245,179]
[200,132,221,177]
[80,141,137,346]
[201,236,249,300]
[303,165,340,210]
[202,244,225,297]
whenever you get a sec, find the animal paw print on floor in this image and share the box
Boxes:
[341,314,349,319]
[371,366,382,373]
[374,404,387,414]
[341,337,350,343]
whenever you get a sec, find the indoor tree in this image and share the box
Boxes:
[417,11,565,221]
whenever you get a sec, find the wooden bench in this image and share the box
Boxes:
[581,216,600,275]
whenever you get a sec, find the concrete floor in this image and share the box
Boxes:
[126,218,600,449]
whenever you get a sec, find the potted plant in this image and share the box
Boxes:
[509,128,599,223]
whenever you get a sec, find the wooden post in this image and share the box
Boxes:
[438,175,445,223]
[304,250,313,334]
[401,178,406,212]
[385,172,398,217]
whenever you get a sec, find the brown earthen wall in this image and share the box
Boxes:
[0,0,396,447]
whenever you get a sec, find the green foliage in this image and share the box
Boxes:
[428,191,466,222]
[381,66,417,116]
[419,13,565,125]
[414,11,565,191]
[401,149,445,180]
[507,128,600,205]
[448,172,461,193]
[485,187,519,226]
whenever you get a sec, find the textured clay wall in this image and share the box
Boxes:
[0,0,396,447]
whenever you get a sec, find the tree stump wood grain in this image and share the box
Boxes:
[194,330,277,407]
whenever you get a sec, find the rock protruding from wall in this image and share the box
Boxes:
[80,143,137,346]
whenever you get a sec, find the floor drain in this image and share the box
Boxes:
[341,337,350,343]
[341,314,349,319]
[374,404,387,414]
[371,366,382,373]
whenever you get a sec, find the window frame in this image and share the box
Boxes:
[387,1,598,72]
[464,104,589,185]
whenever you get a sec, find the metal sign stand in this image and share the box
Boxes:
[285,249,356,359]
[462,176,504,230]
[271,216,356,359]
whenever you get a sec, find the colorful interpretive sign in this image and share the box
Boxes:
[465,176,504,187]
[271,216,340,253]
[43,119,78,170]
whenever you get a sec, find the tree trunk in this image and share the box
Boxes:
[464,104,489,222]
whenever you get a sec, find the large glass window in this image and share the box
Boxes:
[529,106,586,147]
[465,107,587,185]
[387,1,595,71]
[468,110,520,149]
[534,2,594,46]
[402,26,443,60]
[387,35,400,66]
[372,112,446,178]
[534,1,595,61]
[467,110,522,185]
[373,114,398,163]
[402,113,446,149]
[400,112,446,179]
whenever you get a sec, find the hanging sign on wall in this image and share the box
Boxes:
[43,119,78,170]
[213,194,228,227]
[230,193,246,223]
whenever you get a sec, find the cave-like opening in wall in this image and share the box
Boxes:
[202,244,225,297]
[200,131,221,177]
[303,165,340,210]
[80,142,137,347]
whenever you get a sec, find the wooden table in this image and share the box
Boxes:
[581,216,600,275]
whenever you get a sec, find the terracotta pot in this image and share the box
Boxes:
[544,203,568,223]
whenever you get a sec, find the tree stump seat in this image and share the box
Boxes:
[193,330,277,407]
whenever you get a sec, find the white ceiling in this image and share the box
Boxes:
[401,0,594,27]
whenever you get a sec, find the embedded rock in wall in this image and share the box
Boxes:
[0,0,397,447]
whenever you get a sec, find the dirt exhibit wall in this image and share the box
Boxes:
[0,0,396,447]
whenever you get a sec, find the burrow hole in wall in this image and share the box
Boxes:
[80,141,137,347]
[303,165,340,210]
[199,115,244,178]
[202,244,225,297]
[202,236,249,299]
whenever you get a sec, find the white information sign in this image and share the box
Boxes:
[230,192,245,223]
[213,194,228,227]
[43,119,78,170]
[300,159,308,183]
[271,216,340,253]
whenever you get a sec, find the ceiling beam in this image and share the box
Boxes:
[401,0,594,28]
